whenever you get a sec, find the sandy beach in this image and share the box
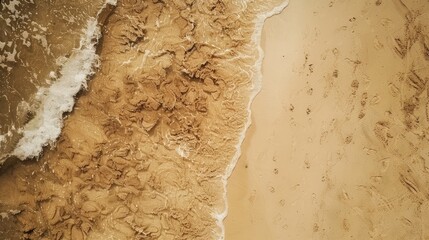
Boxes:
[0,0,288,239]
[1,0,429,239]
[226,0,429,239]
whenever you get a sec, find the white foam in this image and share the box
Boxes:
[176,144,190,158]
[106,0,117,5]
[11,0,117,160]
[2,0,20,14]
[215,1,289,239]
[0,134,6,148]
[0,212,8,219]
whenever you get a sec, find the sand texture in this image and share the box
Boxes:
[226,0,429,239]
[2,0,429,239]
[0,0,286,239]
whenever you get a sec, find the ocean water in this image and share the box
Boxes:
[0,0,107,163]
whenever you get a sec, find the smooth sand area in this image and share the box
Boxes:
[226,0,429,239]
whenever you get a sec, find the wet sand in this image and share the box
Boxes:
[226,0,429,239]
[1,0,429,239]
[0,0,287,239]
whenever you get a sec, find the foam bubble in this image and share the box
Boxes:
[0,212,8,219]
[0,134,6,147]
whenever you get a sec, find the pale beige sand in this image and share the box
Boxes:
[226,0,429,239]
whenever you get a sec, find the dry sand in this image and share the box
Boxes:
[226,0,429,239]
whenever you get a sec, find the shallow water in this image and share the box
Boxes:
[0,0,105,161]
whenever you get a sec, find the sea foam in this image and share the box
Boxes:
[11,0,117,160]
[215,1,289,239]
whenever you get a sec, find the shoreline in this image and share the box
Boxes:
[0,1,291,239]
[0,0,109,163]
[0,0,117,165]
[225,0,429,239]
[218,1,289,238]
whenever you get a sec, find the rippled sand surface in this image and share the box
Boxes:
[2,0,429,239]
[0,0,287,239]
